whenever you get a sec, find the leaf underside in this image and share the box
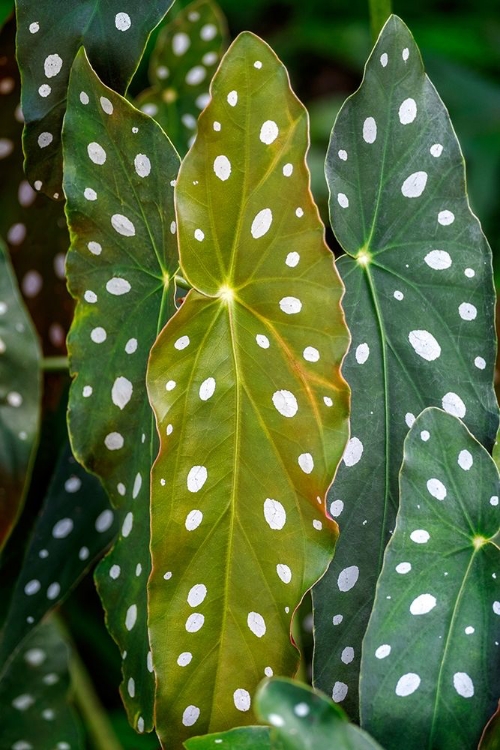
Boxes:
[0,240,41,552]
[0,618,83,750]
[147,31,349,747]
[0,441,116,675]
[16,0,174,197]
[137,0,227,155]
[313,15,499,717]
[63,50,179,731]
[360,407,500,750]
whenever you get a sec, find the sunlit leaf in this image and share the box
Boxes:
[493,427,500,474]
[0,618,83,750]
[0,17,72,355]
[137,0,227,155]
[313,15,499,717]
[147,31,349,746]
[16,0,174,198]
[360,407,500,749]
[0,239,41,551]
[257,678,383,749]
[0,441,116,674]
[63,50,179,731]
[184,726,273,749]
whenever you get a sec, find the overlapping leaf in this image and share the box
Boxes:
[185,726,274,749]
[360,407,500,749]
[0,441,116,674]
[257,678,383,749]
[147,31,349,747]
[0,0,13,30]
[0,17,72,355]
[0,618,83,750]
[0,240,41,551]
[63,50,179,731]
[313,15,498,716]
[137,0,226,155]
[16,0,174,198]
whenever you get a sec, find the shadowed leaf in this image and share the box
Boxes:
[16,0,174,198]
[360,407,500,749]
[147,31,349,747]
[63,50,179,731]
[313,15,498,717]
[479,703,500,750]
[184,726,273,749]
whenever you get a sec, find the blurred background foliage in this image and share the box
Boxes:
[2,0,499,747]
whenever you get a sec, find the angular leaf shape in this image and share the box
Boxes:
[137,0,226,155]
[0,441,116,674]
[0,618,83,750]
[0,240,41,551]
[313,15,499,716]
[184,726,273,749]
[147,32,349,747]
[63,50,179,730]
[360,407,500,749]
[257,677,383,749]
[16,0,174,198]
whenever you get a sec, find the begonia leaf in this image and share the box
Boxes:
[360,407,500,750]
[184,726,273,749]
[312,15,498,717]
[147,31,349,747]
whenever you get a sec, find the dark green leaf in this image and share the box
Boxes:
[63,50,180,731]
[184,726,273,749]
[16,0,174,198]
[313,15,498,717]
[479,703,500,750]
[361,407,499,749]
[0,240,41,551]
[147,31,349,746]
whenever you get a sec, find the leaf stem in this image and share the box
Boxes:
[368,0,392,41]
[41,356,69,372]
[174,274,192,291]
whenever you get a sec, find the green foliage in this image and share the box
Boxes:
[0,441,116,673]
[62,50,179,731]
[361,407,500,749]
[146,31,349,746]
[312,15,498,717]
[185,726,273,749]
[0,618,83,750]
[137,0,227,155]
[0,240,41,551]
[16,0,175,198]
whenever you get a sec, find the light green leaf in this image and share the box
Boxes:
[16,0,174,198]
[0,618,83,750]
[0,240,41,552]
[360,407,500,749]
[493,427,500,474]
[313,15,498,717]
[63,50,179,731]
[0,441,116,674]
[184,726,273,749]
[256,677,383,749]
[147,31,349,747]
[137,0,227,155]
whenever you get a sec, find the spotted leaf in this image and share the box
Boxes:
[147,31,349,747]
[63,50,179,731]
[313,15,499,717]
[0,441,116,674]
[0,18,72,355]
[16,0,174,198]
[256,677,383,749]
[0,618,83,750]
[360,407,500,749]
[136,0,226,155]
[0,240,41,551]
[184,726,273,749]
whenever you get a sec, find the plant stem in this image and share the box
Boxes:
[368,0,392,41]
[41,356,69,371]
[174,274,191,291]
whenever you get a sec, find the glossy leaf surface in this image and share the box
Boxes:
[63,51,179,731]
[137,0,226,155]
[147,31,349,747]
[0,618,83,750]
[185,726,273,749]
[361,407,500,749]
[16,0,174,198]
[313,15,498,716]
[0,240,41,551]
[0,441,116,674]
[257,678,383,750]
